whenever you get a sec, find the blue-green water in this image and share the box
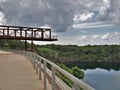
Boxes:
[66,62,120,90]
[83,68,120,90]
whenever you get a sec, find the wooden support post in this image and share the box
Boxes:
[31,40,33,52]
[41,30,44,39]
[14,30,17,37]
[52,66,56,90]
[39,58,42,80]
[50,29,51,39]
[20,28,22,37]
[44,61,47,90]
[7,27,9,36]
[25,40,27,51]
[34,31,36,38]
[25,30,27,51]
[31,29,34,52]
[3,29,4,37]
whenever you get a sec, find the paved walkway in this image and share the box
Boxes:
[0,50,51,90]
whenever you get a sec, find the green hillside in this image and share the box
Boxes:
[0,40,120,62]
[36,44,120,62]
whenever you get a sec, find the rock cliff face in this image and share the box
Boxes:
[53,57,120,63]
[53,57,79,63]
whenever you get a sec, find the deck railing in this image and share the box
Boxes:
[8,50,96,90]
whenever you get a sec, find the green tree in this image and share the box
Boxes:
[72,66,84,79]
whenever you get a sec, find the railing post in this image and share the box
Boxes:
[36,60,39,74]
[72,84,80,90]
[20,50,22,54]
[33,55,35,69]
[52,66,56,90]
[30,53,33,64]
[31,52,33,57]
[30,52,35,70]
[44,61,47,90]
[39,58,42,80]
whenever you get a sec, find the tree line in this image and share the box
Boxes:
[0,40,120,62]
[36,44,120,62]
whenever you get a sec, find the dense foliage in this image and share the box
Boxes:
[0,39,24,49]
[58,63,84,79]
[1,40,120,63]
[66,62,120,71]
[36,44,120,62]
[56,63,84,90]
[0,39,32,50]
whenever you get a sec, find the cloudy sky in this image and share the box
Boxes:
[0,0,120,45]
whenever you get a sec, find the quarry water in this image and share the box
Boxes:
[66,62,120,90]
[83,68,120,90]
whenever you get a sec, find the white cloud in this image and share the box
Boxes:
[86,2,94,8]
[0,0,120,32]
[103,0,110,8]
[115,32,119,36]
[0,11,5,24]
[74,12,95,22]
[98,0,110,15]
[99,6,107,15]
[101,33,109,40]
[0,0,5,3]
[73,22,113,29]
[53,32,120,46]
[92,35,100,39]
[81,35,87,40]
[39,24,51,29]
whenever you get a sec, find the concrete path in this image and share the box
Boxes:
[0,50,51,90]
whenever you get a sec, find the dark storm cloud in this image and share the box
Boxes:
[0,0,77,32]
[74,0,120,25]
[0,0,120,32]
[96,0,120,24]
